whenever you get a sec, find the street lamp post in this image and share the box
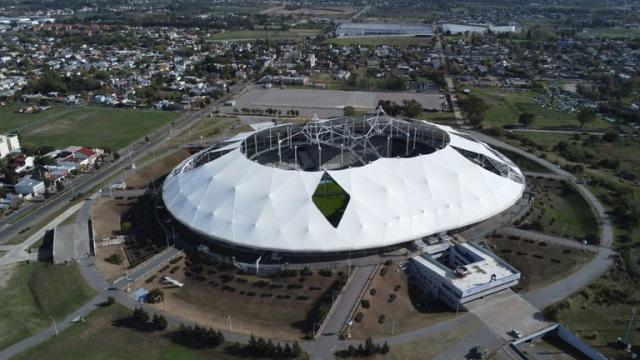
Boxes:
[49,314,58,336]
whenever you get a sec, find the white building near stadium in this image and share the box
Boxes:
[336,23,434,38]
[162,109,525,258]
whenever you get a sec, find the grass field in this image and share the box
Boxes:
[485,235,594,292]
[312,180,350,227]
[0,262,95,349]
[21,106,179,151]
[327,36,431,48]
[209,29,320,41]
[417,111,458,125]
[526,178,598,241]
[12,303,282,360]
[464,88,609,129]
[497,148,552,173]
[551,275,640,359]
[343,316,481,359]
[0,105,75,133]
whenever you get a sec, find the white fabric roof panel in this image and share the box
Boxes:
[163,127,525,253]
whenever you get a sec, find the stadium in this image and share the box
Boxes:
[162,109,525,261]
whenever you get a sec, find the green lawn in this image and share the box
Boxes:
[209,29,320,41]
[312,181,349,226]
[486,235,594,292]
[417,111,458,125]
[464,88,609,129]
[0,262,95,349]
[12,304,254,360]
[528,179,598,241]
[496,148,552,173]
[550,276,640,359]
[0,105,75,133]
[327,36,431,48]
[20,106,179,151]
[508,131,640,180]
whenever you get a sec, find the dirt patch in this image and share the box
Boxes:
[91,198,132,240]
[351,262,456,339]
[135,255,346,341]
[94,245,127,283]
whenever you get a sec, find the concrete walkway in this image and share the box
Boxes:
[321,265,375,337]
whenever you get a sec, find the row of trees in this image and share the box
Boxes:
[174,324,225,348]
[131,307,168,330]
[246,335,302,358]
[340,337,389,357]
[376,99,423,118]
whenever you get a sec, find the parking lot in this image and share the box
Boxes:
[226,87,447,117]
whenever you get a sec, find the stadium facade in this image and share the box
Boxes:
[162,110,525,259]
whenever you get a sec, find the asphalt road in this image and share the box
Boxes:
[0,83,247,245]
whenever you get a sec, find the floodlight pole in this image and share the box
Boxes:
[387,136,391,157]
[406,133,410,156]
[278,134,281,164]
[256,256,261,276]
[294,146,298,170]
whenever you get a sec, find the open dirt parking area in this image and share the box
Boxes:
[228,87,446,117]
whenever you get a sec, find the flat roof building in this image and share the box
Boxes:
[336,23,434,38]
[410,239,520,309]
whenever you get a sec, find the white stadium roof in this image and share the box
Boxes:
[163,115,525,253]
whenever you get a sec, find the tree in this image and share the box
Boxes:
[518,112,535,127]
[577,107,596,128]
[458,94,488,127]
[291,342,302,357]
[381,341,390,354]
[152,314,168,330]
[147,288,164,303]
[343,105,356,117]
[283,343,293,357]
[402,99,422,118]
[132,307,149,324]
